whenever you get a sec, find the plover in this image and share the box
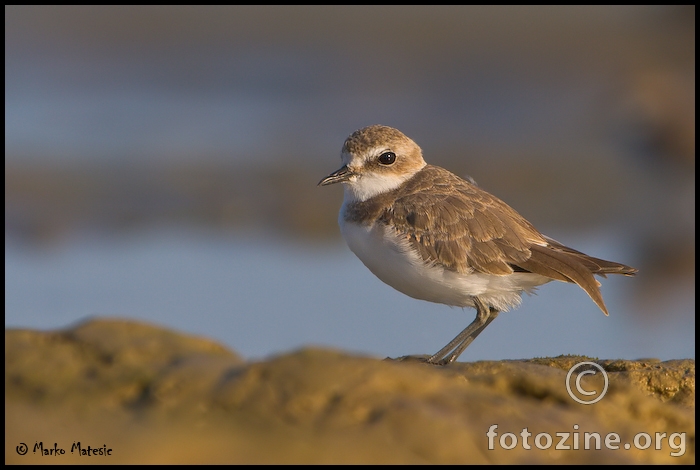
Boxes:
[319,125,637,364]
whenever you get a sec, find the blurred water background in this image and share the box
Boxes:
[5,6,694,361]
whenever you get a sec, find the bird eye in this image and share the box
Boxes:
[378,152,396,165]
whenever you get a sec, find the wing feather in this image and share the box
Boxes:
[383,165,543,275]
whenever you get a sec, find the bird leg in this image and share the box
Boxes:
[427,298,499,364]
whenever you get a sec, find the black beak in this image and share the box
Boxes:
[318,165,352,186]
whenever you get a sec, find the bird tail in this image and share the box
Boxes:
[515,238,637,316]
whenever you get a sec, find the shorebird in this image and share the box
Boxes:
[319,125,637,364]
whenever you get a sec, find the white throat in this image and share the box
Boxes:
[343,162,425,202]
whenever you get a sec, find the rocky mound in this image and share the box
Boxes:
[5,318,694,464]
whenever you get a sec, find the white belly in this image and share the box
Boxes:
[339,217,551,312]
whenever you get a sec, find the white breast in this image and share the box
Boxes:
[339,207,552,312]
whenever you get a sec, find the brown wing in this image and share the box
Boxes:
[541,235,638,277]
[381,165,637,315]
[384,165,545,275]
